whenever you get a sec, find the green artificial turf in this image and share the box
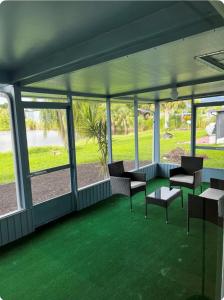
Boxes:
[0,178,222,300]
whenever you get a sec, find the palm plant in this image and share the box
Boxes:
[73,101,108,178]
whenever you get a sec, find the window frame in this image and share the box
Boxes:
[0,92,21,216]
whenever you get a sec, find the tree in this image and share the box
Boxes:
[40,109,67,145]
[161,101,187,131]
[73,101,108,178]
[111,103,134,135]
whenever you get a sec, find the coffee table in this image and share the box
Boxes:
[145,187,183,223]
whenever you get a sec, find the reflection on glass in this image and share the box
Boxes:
[138,103,154,167]
[196,105,224,148]
[0,94,18,215]
[31,168,71,204]
[111,100,135,171]
[160,100,191,164]
[73,99,108,188]
[24,109,69,172]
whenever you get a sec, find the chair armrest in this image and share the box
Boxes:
[210,178,224,190]
[170,167,185,177]
[124,172,146,182]
[193,170,202,187]
[110,176,131,196]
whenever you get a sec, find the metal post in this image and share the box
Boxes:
[67,93,78,210]
[154,101,160,163]
[106,97,113,163]
[134,96,139,170]
[6,85,33,210]
[191,96,196,156]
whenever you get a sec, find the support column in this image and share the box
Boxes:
[191,96,196,156]
[134,96,139,170]
[67,93,78,210]
[6,84,33,210]
[106,97,112,163]
[153,101,160,163]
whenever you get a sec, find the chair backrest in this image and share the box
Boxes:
[188,194,223,227]
[181,156,204,175]
[210,178,224,190]
[108,161,124,177]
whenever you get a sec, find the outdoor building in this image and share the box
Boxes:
[0,1,224,300]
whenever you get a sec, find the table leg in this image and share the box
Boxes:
[145,199,148,219]
[165,206,168,224]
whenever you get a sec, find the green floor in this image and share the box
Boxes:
[0,178,222,300]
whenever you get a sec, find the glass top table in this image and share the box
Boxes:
[145,187,183,223]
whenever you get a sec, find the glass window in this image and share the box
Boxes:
[0,93,19,216]
[194,95,224,104]
[196,149,224,169]
[21,92,67,102]
[31,168,71,204]
[196,105,224,148]
[111,100,135,171]
[73,99,108,188]
[24,108,71,203]
[138,102,154,167]
[24,108,69,172]
[160,100,191,164]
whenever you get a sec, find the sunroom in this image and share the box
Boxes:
[0,1,224,300]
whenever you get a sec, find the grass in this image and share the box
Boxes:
[0,129,224,184]
[0,178,221,300]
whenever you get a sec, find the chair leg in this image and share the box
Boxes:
[145,198,148,219]
[181,190,183,208]
[193,188,195,195]
[130,196,133,212]
[187,216,190,235]
[200,185,203,193]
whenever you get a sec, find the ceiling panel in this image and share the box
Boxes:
[28,27,224,100]
[0,1,173,70]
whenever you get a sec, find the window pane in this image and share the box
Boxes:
[22,92,67,102]
[160,100,191,164]
[111,100,135,171]
[0,94,19,216]
[31,168,71,204]
[196,105,224,148]
[138,103,154,167]
[73,99,108,188]
[195,95,224,104]
[24,108,69,172]
[196,149,224,169]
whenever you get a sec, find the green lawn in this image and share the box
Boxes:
[1,129,224,184]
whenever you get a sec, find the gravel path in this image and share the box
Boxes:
[0,161,151,215]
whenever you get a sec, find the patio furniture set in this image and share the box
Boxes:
[108,157,224,232]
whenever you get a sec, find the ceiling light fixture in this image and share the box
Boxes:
[170,87,178,100]
[0,0,5,4]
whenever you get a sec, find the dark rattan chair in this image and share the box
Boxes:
[187,178,224,234]
[169,156,204,194]
[108,161,146,211]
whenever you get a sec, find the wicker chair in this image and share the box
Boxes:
[187,178,224,234]
[169,156,204,194]
[108,161,146,211]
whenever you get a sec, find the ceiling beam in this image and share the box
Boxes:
[110,75,224,98]
[21,86,107,99]
[158,90,224,102]
[14,1,223,86]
